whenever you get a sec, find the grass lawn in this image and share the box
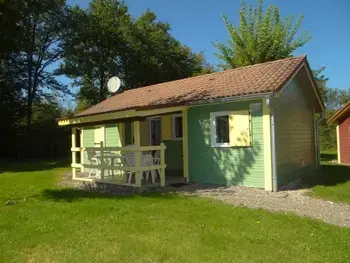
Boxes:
[0,160,350,262]
[301,150,350,204]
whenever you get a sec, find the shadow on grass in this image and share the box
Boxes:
[42,188,176,202]
[0,158,69,173]
[301,164,350,188]
[320,152,338,162]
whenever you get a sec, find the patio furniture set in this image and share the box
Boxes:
[86,146,161,184]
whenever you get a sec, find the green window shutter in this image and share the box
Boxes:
[105,124,120,147]
[229,110,252,147]
[83,126,95,147]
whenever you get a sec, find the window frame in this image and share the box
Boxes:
[210,111,232,147]
[171,113,183,140]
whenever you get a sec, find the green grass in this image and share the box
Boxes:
[0,160,350,262]
[302,163,350,204]
[320,149,338,162]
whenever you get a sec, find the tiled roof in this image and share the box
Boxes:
[328,101,350,124]
[75,56,306,117]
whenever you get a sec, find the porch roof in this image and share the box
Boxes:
[75,56,308,117]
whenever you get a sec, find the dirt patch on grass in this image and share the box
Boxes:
[59,171,350,227]
[170,183,350,227]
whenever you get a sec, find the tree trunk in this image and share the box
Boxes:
[25,49,34,157]
[26,97,33,129]
[99,72,105,102]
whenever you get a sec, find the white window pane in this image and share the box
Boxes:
[215,115,229,143]
[175,117,183,138]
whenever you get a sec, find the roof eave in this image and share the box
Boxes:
[327,101,350,124]
[189,92,275,106]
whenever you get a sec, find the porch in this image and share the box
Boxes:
[69,106,189,187]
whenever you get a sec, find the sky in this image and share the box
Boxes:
[66,0,350,95]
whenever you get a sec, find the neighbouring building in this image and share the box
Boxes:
[328,101,350,164]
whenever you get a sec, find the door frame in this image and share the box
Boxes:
[147,116,162,146]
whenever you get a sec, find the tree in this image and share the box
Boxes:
[121,10,211,89]
[59,0,132,108]
[60,1,212,109]
[0,1,26,157]
[313,67,350,150]
[213,0,311,69]
[0,1,24,59]
[17,0,71,130]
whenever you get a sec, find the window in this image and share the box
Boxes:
[172,114,183,140]
[210,110,252,147]
[210,112,230,147]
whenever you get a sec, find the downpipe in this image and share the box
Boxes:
[265,97,278,192]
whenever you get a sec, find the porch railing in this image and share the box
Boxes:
[71,142,166,187]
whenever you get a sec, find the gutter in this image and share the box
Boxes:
[265,97,278,192]
[189,92,275,106]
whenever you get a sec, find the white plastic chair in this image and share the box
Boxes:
[123,152,153,184]
[153,150,161,176]
[87,150,101,178]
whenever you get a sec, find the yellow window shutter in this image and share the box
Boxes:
[229,110,251,147]
[161,115,172,140]
[140,120,148,146]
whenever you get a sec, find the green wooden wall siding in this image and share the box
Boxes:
[188,100,265,187]
[83,126,94,147]
[272,69,316,186]
[164,140,183,172]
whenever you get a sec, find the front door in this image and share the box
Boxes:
[149,117,162,145]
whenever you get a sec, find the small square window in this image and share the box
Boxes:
[210,112,231,147]
[172,114,183,140]
[215,115,229,144]
[210,110,252,147]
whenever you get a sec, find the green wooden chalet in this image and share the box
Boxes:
[58,56,324,191]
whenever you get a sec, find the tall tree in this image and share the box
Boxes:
[60,1,212,110]
[59,0,132,107]
[213,0,311,68]
[121,10,211,89]
[0,1,26,157]
[18,0,70,129]
[313,67,350,150]
[0,1,23,59]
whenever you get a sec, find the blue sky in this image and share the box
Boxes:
[66,0,350,93]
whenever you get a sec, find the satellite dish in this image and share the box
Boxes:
[107,76,121,93]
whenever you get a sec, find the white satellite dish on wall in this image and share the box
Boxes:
[107,76,121,93]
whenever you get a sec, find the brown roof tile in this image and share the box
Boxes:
[75,56,306,117]
[328,100,350,124]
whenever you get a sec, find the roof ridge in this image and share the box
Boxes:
[114,55,306,94]
[74,55,307,117]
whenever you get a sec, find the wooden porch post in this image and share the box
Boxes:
[100,141,104,180]
[71,127,77,179]
[160,143,166,186]
[80,128,84,172]
[182,109,189,182]
[134,120,142,187]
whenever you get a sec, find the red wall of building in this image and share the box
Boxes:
[339,116,350,164]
